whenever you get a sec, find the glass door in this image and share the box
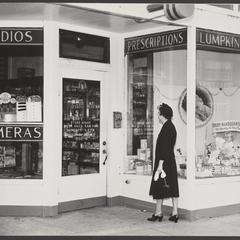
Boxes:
[62,78,100,176]
[59,71,107,207]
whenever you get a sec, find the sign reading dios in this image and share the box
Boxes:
[0,28,43,45]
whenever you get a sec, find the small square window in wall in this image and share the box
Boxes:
[59,29,110,64]
[0,28,43,179]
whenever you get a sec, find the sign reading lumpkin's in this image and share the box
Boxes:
[197,28,240,52]
[125,29,187,54]
[0,28,43,45]
[0,125,43,141]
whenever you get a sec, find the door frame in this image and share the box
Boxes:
[58,66,109,211]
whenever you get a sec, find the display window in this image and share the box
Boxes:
[195,29,240,178]
[125,29,187,178]
[0,28,43,179]
[62,78,100,176]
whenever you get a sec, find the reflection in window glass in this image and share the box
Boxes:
[153,50,187,179]
[126,50,187,178]
[196,51,240,178]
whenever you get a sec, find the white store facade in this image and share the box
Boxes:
[0,3,240,220]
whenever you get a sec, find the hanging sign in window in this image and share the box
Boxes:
[197,28,240,53]
[125,28,187,54]
[0,28,43,45]
[0,125,43,141]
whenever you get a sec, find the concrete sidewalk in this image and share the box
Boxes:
[0,206,240,236]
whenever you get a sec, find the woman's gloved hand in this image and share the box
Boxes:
[154,169,166,181]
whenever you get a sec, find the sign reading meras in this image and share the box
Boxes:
[197,28,240,53]
[125,28,187,54]
[0,28,43,45]
[0,125,43,141]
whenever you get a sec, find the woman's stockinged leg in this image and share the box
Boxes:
[155,199,164,216]
[172,197,178,215]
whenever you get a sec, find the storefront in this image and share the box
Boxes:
[122,8,240,220]
[0,3,240,220]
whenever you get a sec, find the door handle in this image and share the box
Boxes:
[103,154,108,165]
[102,141,108,165]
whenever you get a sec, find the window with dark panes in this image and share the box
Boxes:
[59,29,110,63]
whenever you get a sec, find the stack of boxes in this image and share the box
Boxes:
[135,139,151,174]
[16,95,42,122]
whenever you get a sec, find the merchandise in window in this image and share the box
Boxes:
[0,28,43,179]
[195,29,240,178]
[62,78,100,176]
[126,54,153,175]
[195,50,240,178]
[126,51,187,178]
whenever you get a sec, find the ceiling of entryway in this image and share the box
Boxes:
[0,3,171,33]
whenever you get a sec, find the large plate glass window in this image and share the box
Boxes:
[0,28,43,179]
[195,28,240,178]
[125,29,187,178]
[62,78,100,176]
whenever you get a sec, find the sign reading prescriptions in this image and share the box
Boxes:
[212,121,240,133]
[125,28,187,54]
[0,28,43,45]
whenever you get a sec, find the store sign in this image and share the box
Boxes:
[125,28,187,54]
[213,121,240,133]
[197,28,240,53]
[0,125,43,141]
[0,28,43,45]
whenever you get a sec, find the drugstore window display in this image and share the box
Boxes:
[0,29,43,179]
[62,78,100,176]
[195,49,240,178]
[126,49,187,178]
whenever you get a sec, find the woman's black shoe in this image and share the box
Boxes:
[147,214,163,222]
[168,214,179,223]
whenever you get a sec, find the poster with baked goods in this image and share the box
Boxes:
[178,86,214,128]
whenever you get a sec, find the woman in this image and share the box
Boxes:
[148,103,179,223]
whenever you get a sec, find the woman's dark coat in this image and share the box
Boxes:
[149,120,179,199]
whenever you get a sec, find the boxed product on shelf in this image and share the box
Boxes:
[140,139,147,149]
[138,149,146,161]
[135,162,144,174]
[128,155,138,170]
[26,95,42,122]
[67,162,79,175]
[16,96,27,122]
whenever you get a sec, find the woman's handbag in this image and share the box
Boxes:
[160,170,170,189]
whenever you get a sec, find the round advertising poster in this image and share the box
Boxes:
[178,86,214,128]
